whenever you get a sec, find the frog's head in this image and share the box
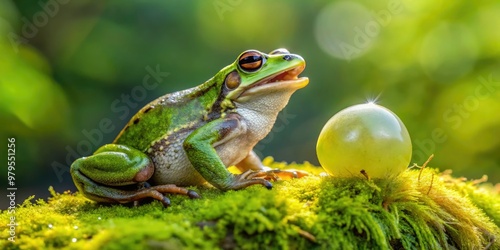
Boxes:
[220,49,309,116]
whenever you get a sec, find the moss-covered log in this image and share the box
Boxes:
[1,158,499,249]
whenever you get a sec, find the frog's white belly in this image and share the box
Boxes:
[148,130,203,186]
[148,129,254,186]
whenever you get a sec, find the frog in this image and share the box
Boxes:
[70,48,309,207]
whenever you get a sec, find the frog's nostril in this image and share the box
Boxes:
[283,55,293,61]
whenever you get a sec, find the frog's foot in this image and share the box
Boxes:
[246,168,310,181]
[266,168,309,180]
[234,151,309,181]
[148,184,201,199]
[81,183,200,208]
[131,184,200,207]
[226,170,273,190]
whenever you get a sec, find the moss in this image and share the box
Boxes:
[1,157,499,249]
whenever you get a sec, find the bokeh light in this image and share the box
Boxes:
[419,22,478,83]
[315,1,376,61]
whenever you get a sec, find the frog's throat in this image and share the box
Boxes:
[236,77,309,101]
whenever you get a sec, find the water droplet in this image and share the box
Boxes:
[72,238,77,243]
[74,225,79,230]
[48,224,53,229]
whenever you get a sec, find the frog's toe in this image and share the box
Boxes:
[227,171,273,190]
[244,169,278,181]
[239,168,309,183]
[150,184,201,200]
[236,178,272,190]
[160,196,171,207]
[265,169,309,180]
[187,190,201,199]
[262,180,273,189]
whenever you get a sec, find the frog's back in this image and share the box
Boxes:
[113,81,219,151]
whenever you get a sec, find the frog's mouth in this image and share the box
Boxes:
[239,65,309,98]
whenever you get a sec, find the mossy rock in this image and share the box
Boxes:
[1,158,499,249]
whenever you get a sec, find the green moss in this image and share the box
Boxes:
[1,158,499,249]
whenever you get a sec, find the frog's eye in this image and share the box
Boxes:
[224,71,241,89]
[269,48,289,55]
[238,51,264,72]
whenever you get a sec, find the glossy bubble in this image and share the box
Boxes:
[316,103,412,178]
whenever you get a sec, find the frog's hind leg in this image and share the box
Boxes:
[72,169,199,207]
[71,169,168,206]
[70,144,199,207]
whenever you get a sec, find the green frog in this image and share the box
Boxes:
[70,48,309,207]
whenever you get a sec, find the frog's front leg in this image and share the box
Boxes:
[235,150,309,180]
[184,115,272,190]
[71,144,199,207]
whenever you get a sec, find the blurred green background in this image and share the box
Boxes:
[1,0,499,208]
